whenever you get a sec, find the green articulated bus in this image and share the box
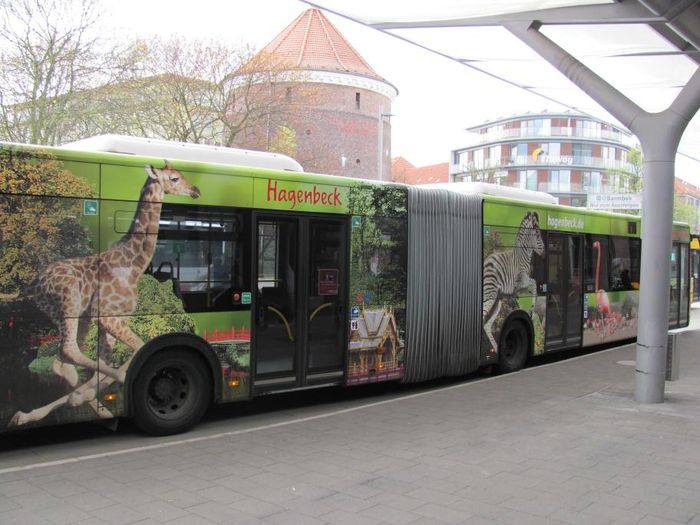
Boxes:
[0,136,690,435]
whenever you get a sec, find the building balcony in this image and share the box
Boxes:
[448,177,636,197]
[536,182,587,194]
[535,182,638,195]
[451,155,637,175]
[468,126,634,146]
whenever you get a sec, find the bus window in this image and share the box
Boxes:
[610,236,638,291]
[151,205,249,312]
[669,244,680,327]
[680,243,689,326]
[256,219,298,318]
[629,238,641,288]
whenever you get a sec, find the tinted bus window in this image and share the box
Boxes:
[151,205,250,312]
[610,236,639,291]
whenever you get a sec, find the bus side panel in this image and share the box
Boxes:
[346,184,408,386]
[482,201,547,361]
[99,163,253,411]
[1,154,253,432]
[0,151,102,430]
[582,291,639,347]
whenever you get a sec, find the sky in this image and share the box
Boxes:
[107,0,700,185]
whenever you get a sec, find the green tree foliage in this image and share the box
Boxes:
[269,125,297,158]
[222,342,249,372]
[627,146,644,191]
[347,184,408,310]
[674,195,699,227]
[623,146,698,229]
[0,152,93,296]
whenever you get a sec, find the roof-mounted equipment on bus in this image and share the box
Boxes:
[60,134,304,172]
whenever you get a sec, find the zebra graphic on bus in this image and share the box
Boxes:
[482,211,544,359]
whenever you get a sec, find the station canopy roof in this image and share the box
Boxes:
[301,1,700,165]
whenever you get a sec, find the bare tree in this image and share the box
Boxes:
[0,0,135,145]
[87,38,318,149]
[0,2,319,154]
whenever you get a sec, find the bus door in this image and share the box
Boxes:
[669,241,690,329]
[545,233,583,351]
[253,214,348,392]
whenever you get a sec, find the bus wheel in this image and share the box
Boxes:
[131,349,211,436]
[498,320,529,373]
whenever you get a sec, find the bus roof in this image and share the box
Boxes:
[418,181,558,205]
[60,135,304,173]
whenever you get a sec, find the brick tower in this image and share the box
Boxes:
[242,8,397,179]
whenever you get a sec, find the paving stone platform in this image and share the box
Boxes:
[0,309,699,525]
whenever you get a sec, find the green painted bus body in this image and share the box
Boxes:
[0,142,689,432]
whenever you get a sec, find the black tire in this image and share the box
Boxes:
[131,349,211,436]
[497,319,529,373]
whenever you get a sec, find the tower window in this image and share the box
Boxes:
[355,92,361,110]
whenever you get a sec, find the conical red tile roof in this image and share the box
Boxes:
[263,8,385,81]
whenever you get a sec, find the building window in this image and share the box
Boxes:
[576,119,601,138]
[573,143,593,162]
[511,143,527,163]
[488,145,500,168]
[545,142,561,158]
[548,170,570,192]
[560,170,571,192]
[610,173,620,190]
[602,145,615,159]
[518,170,537,190]
[584,171,602,192]
[286,87,292,100]
[521,118,551,137]
[473,148,484,169]
[528,170,537,190]
[355,92,360,110]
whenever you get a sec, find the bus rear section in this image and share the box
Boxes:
[402,184,690,383]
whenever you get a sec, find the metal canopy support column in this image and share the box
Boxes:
[504,20,700,403]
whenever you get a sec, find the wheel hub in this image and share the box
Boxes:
[148,368,188,412]
[152,375,175,403]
